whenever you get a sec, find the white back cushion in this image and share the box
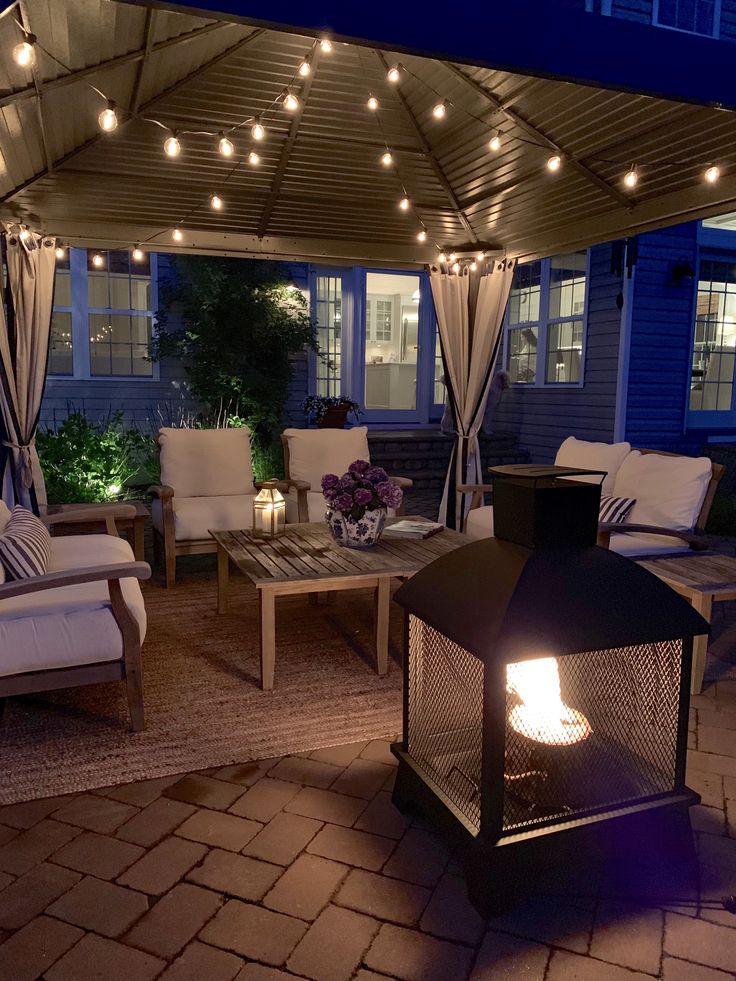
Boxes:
[554,436,631,495]
[283,426,371,491]
[612,451,712,531]
[159,427,255,498]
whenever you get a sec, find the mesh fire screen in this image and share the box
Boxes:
[407,616,683,834]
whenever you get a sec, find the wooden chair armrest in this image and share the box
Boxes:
[0,561,152,601]
[598,523,709,551]
[389,475,413,490]
[42,504,137,528]
[254,479,312,493]
[148,484,174,500]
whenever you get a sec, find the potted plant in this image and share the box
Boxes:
[302,394,362,429]
[321,460,403,549]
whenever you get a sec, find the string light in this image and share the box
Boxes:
[172,228,183,242]
[398,196,410,211]
[367,95,379,111]
[381,151,394,167]
[546,154,562,172]
[132,246,144,261]
[432,101,447,120]
[452,262,461,274]
[12,34,35,67]
[488,133,501,152]
[164,133,181,157]
[54,244,66,259]
[449,252,457,262]
[252,118,265,141]
[18,227,30,241]
[218,133,234,157]
[298,52,312,77]
[438,253,447,263]
[704,164,720,184]
[476,251,485,261]
[470,261,477,271]
[248,150,260,165]
[92,252,104,268]
[283,89,299,112]
[210,192,223,210]
[387,64,401,83]
[623,165,638,189]
[417,229,427,242]
[320,38,333,53]
[98,102,118,132]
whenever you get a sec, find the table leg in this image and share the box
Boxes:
[690,592,713,696]
[217,545,229,615]
[260,588,276,690]
[374,576,391,676]
[133,516,145,562]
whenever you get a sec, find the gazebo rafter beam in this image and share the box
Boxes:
[18,0,53,174]
[375,50,478,243]
[129,8,158,116]
[257,47,323,238]
[445,62,633,211]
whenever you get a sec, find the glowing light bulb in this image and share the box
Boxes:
[704,164,720,184]
[470,261,478,271]
[449,252,457,262]
[283,90,299,112]
[452,262,460,274]
[172,228,183,242]
[381,151,393,167]
[432,101,447,120]
[320,38,332,53]
[546,154,562,172]
[248,151,260,165]
[476,251,485,261]
[488,133,501,152]
[438,252,447,263]
[367,95,379,111]
[387,64,401,83]
[210,192,223,210]
[12,37,35,67]
[55,245,66,259]
[92,253,104,268]
[164,134,181,157]
[18,228,29,242]
[624,166,638,188]
[298,53,312,77]
[398,196,410,211]
[98,103,118,132]
[132,246,144,261]
[417,229,427,243]
[218,134,234,157]
[252,118,265,141]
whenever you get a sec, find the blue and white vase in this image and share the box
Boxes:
[326,506,387,549]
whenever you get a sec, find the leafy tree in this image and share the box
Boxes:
[152,256,318,450]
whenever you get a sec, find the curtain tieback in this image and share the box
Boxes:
[2,440,34,488]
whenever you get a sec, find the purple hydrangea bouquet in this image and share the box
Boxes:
[322,459,403,549]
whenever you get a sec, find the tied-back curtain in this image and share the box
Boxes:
[0,229,56,512]
[430,258,516,530]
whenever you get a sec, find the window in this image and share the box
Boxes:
[364,272,420,412]
[654,0,718,36]
[49,248,157,380]
[505,251,587,386]
[689,258,736,412]
[314,274,342,397]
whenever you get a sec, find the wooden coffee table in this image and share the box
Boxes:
[637,552,736,695]
[212,520,467,690]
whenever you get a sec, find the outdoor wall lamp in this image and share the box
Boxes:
[671,259,695,287]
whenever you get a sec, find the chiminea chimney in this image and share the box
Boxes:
[392,464,707,914]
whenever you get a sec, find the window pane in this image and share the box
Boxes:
[657,0,715,35]
[130,277,150,311]
[690,259,736,411]
[110,274,130,310]
[54,263,71,307]
[48,310,73,375]
[88,270,108,307]
[508,261,542,325]
[89,313,152,377]
[548,252,587,320]
[364,272,419,411]
[507,326,538,384]
[314,275,341,397]
[546,320,583,383]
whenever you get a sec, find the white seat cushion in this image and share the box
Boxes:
[159,427,255,497]
[0,534,146,677]
[608,532,690,557]
[555,437,631,495]
[151,494,257,541]
[466,505,495,541]
[283,427,371,492]
[612,451,711,532]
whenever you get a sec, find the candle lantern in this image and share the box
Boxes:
[252,481,286,538]
[391,465,709,915]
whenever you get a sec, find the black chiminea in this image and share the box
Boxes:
[392,464,708,914]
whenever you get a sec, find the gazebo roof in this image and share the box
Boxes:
[2,0,736,264]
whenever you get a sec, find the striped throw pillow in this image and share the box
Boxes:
[0,506,51,580]
[599,496,636,525]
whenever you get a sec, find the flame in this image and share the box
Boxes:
[506,657,591,746]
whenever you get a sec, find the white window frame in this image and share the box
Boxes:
[652,0,721,37]
[48,247,159,382]
[503,251,590,389]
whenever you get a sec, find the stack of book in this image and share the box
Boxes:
[383,519,444,539]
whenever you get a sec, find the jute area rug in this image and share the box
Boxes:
[0,568,403,804]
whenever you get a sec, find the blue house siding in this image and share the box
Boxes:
[492,243,623,463]
[623,224,698,450]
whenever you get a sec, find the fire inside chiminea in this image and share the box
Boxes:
[392,465,709,914]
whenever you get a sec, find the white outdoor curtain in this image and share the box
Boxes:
[430,258,516,529]
[0,228,56,511]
